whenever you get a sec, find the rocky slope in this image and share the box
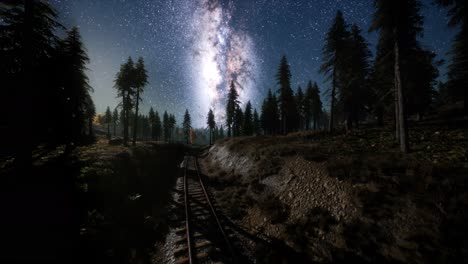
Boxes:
[200,128,468,263]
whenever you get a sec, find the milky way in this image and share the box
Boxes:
[189,0,259,125]
[51,0,453,128]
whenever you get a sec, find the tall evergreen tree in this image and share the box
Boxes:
[320,10,350,132]
[296,86,305,130]
[311,82,323,130]
[226,81,240,137]
[276,56,297,134]
[304,81,314,130]
[132,57,148,146]
[219,125,225,139]
[261,89,280,135]
[163,111,170,142]
[114,57,135,145]
[436,0,467,112]
[182,109,192,144]
[148,107,156,140]
[207,108,216,145]
[234,107,244,137]
[112,107,119,137]
[343,24,372,129]
[370,0,424,152]
[243,101,254,136]
[105,106,112,139]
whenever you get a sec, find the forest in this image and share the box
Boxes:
[1,0,467,263]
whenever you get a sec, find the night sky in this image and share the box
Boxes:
[51,0,455,128]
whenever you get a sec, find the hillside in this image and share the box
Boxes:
[199,124,468,263]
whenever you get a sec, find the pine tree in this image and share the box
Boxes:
[320,10,350,132]
[163,111,169,142]
[343,24,371,129]
[436,0,467,112]
[276,56,297,134]
[311,82,323,130]
[148,107,156,140]
[112,107,119,137]
[207,108,216,145]
[304,81,314,130]
[219,125,225,138]
[261,89,280,135]
[183,109,192,144]
[370,0,424,152]
[296,86,305,130]
[243,101,254,136]
[132,57,148,146]
[234,107,244,137]
[105,106,112,139]
[114,57,135,145]
[226,81,240,137]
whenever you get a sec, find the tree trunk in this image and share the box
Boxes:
[123,91,129,145]
[107,123,110,139]
[329,66,336,133]
[394,37,409,153]
[113,123,116,137]
[394,72,400,141]
[132,89,140,146]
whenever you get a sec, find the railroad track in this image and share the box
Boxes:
[173,154,236,264]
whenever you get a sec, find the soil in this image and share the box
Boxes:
[199,125,468,263]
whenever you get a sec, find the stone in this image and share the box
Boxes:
[288,192,294,199]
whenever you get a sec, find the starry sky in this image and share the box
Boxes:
[50,0,455,128]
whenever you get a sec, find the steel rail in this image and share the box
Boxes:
[194,156,236,263]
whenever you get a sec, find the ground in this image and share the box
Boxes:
[199,122,468,263]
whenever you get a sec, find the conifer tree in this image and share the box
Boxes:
[114,57,135,145]
[320,10,350,132]
[226,81,240,137]
[207,108,216,145]
[132,57,148,146]
[112,107,119,137]
[149,107,156,140]
[276,56,297,134]
[163,111,169,142]
[311,82,323,130]
[296,86,305,130]
[105,106,112,139]
[183,109,192,144]
[234,107,244,137]
[243,101,254,136]
[436,0,467,112]
[154,111,162,140]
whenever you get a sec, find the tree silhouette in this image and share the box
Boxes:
[343,24,371,130]
[276,56,297,134]
[148,107,156,140]
[114,57,135,145]
[370,0,425,152]
[226,81,240,137]
[243,101,254,136]
[183,109,192,144]
[436,0,467,112]
[234,107,244,137]
[320,10,350,132]
[132,57,148,146]
[311,82,323,130]
[163,111,170,142]
[154,111,162,140]
[112,107,119,137]
[105,106,112,139]
[207,108,216,145]
[261,89,280,135]
[295,86,305,130]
